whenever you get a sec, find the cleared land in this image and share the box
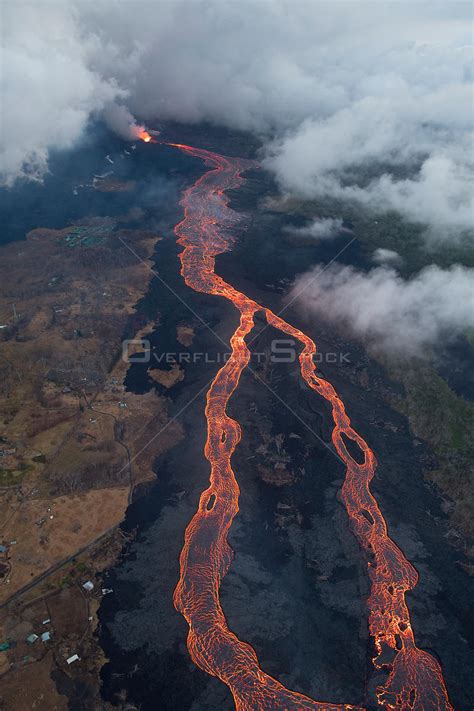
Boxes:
[0,218,183,707]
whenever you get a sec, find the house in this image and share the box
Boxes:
[26,634,39,645]
[82,580,94,592]
[67,653,80,665]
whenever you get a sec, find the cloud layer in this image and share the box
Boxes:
[291,263,474,356]
[2,1,473,240]
[1,3,124,184]
[284,217,348,241]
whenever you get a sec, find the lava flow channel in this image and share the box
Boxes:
[164,141,452,711]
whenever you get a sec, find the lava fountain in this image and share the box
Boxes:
[138,129,152,142]
[131,124,153,142]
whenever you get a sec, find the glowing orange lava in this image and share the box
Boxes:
[135,127,152,142]
[161,141,452,710]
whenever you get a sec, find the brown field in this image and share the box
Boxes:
[0,215,184,705]
[0,488,129,602]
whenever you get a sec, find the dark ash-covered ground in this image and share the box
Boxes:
[98,129,474,711]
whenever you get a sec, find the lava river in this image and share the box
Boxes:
[161,141,452,710]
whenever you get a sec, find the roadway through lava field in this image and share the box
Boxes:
[161,141,452,710]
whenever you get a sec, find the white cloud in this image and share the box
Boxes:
[1,2,124,185]
[291,263,474,356]
[372,248,402,266]
[284,217,348,241]
[264,92,473,241]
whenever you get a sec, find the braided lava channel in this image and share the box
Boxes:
[163,142,452,710]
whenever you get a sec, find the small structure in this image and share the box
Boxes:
[26,634,39,645]
[101,588,113,596]
[0,545,7,553]
[42,618,51,625]
[66,653,80,665]
[82,580,94,592]
[41,632,51,643]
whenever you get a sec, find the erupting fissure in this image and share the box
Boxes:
[156,140,451,710]
[135,128,152,142]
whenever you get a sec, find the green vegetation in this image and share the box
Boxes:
[0,462,31,486]
[61,224,114,248]
[275,197,474,275]
[392,365,473,453]
[389,363,474,535]
[59,575,73,588]
[465,330,474,350]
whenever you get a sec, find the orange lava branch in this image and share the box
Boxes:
[158,141,452,711]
